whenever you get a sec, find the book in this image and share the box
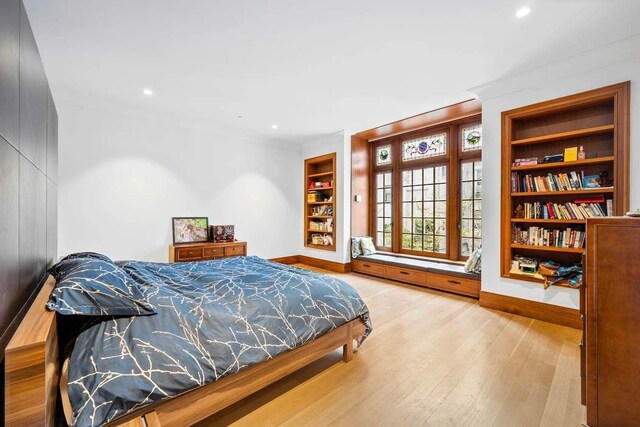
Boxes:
[564,147,578,162]
[606,199,613,216]
[582,175,601,188]
[543,154,564,163]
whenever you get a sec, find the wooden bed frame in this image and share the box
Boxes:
[5,275,367,426]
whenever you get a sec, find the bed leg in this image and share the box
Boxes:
[343,322,354,363]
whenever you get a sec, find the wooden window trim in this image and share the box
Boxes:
[369,113,482,262]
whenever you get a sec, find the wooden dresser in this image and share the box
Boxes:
[169,241,247,263]
[584,217,640,426]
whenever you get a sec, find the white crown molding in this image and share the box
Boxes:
[469,33,640,101]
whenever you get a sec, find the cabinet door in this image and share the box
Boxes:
[586,218,640,426]
[19,1,47,170]
[0,0,20,148]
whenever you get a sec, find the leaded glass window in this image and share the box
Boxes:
[375,171,392,248]
[461,124,482,152]
[402,133,446,161]
[460,160,482,257]
[376,145,392,166]
[401,166,447,254]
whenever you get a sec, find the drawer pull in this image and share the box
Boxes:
[188,251,193,256]
[447,280,461,285]
[363,264,371,268]
[400,271,410,275]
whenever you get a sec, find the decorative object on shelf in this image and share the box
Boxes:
[172,217,209,244]
[626,210,640,217]
[514,204,525,218]
[564,147,578,162]
[511,255,539,275]
[578,146,586,160]
[598,169,611,187]
[210,224,235,243]
[308,192,320,202]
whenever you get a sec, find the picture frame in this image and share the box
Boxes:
[172,217,209,244]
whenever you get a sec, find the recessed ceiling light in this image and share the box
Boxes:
[271,124,278,129]
[516,6,531,18]
[143,88,153,96]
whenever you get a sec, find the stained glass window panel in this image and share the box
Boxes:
[402,133,447,161]
[461,124,482,152]
[376,145,392,166]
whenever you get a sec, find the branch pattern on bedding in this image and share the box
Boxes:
[67,256,371,426]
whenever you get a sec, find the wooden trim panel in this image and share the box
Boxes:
[269,255,300,265]
[479,291,581,330]
[354,99,481,141]
[298,256,351,273]
[5,275,58,426]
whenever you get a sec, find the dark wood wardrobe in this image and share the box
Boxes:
[584,216,640,426]
[0,0,58,421]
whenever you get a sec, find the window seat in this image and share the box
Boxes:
[352,254,480,298]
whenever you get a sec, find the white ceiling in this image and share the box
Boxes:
[24,0,640,143]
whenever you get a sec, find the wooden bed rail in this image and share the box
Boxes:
[4,273,367,426]
[5,275,59,426]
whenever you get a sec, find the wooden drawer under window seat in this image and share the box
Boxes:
[352,254,480,299]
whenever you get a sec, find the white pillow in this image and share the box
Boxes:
[360,237,376,256]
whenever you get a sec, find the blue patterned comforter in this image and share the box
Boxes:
[67,256,371,426]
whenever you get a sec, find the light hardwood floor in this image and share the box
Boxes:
[197,265,583,427]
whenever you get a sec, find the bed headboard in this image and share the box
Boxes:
[1,0,59,422]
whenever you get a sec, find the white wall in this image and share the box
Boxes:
[298,131,351,264]
[472,35,640,309]
[58,104,300,262]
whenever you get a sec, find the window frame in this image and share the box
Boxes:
[369,116,482,261]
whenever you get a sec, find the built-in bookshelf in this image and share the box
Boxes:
[304,153,337,251]
[501,83,629,287]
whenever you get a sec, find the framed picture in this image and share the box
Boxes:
[172,217,209,244]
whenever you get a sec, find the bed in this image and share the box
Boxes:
[5,255,371,427]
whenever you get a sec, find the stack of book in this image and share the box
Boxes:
[512,157,538,167]
[518,197,612,219]
[512,225,586,249]
[511,170,606,192]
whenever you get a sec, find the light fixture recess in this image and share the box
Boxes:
[516,6,531,18]
[143,88,153,96]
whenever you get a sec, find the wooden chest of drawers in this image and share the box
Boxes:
[169,241,247,263]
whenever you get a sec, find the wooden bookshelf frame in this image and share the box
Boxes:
[305,153,337,251]
[501,82,630,286]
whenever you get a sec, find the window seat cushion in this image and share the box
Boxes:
[356,254,480,280]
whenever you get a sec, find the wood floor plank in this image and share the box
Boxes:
[196,265,582,427]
